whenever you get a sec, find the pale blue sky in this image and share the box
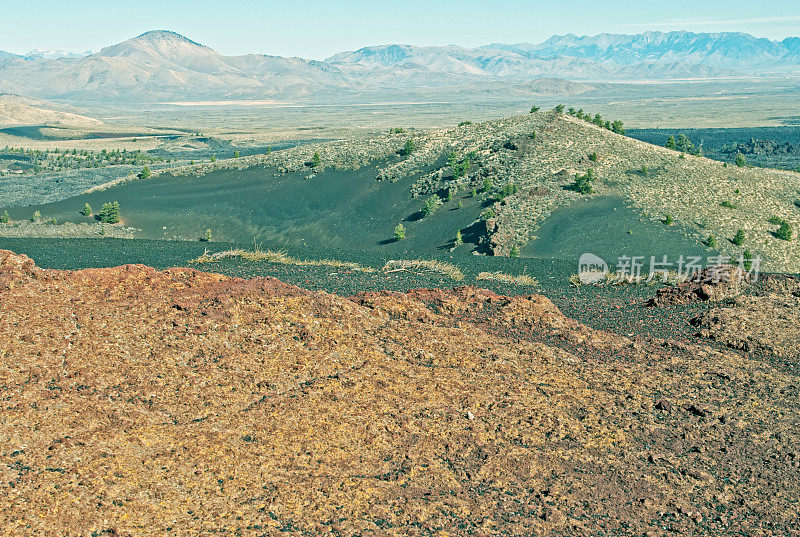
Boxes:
[2,0,799,58]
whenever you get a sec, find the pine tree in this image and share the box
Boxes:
[98,201,121,224]
[394,223,406,241]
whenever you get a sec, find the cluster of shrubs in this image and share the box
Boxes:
[398,140,415,156]
[97,201,121,224]
[769,216,793,241]
[566,108,625,134]
[567,169,596,194]
[447,152,472,179]
[665,134,702,156]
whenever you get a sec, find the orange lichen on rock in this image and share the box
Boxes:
[0,250,798,535]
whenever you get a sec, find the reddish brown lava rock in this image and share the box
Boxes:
[646,264,751,306]
[1,251,798,535]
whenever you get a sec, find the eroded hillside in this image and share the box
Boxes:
[139,110,800,270]
[1,249,798,535]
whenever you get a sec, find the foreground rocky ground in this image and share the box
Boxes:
[0,249,798,535]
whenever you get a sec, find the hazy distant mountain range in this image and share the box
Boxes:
[0,30,798,102]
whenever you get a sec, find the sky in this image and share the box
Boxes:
[1,0,800,59]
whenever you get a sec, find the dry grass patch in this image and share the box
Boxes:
[476,271,538,286]
[382,259,465,281]
[190,247,374,272]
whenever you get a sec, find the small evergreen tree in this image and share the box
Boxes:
[32,211,41,222]
[394,223,406,241]
[732,229,745,246]
[530,105,540,113]
[664,214,674,225]
[0,210,9,223]
[775,221,793,241]
[400,139,415,155]
[588,152,598,162]
[553,104,565,113]
[311,151,321,167]
[735,153,746,167]
[201,228,212,242]
[81,202,92,216]
[741,249,754,271]
[98,201,121,224]
[706,235,717,248]
[138,166,151,179]
[454,230,463,246]
[665,136,677,150]
[422,195,439,217]
[234,150,240,158]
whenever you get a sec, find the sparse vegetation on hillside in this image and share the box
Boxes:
[567,108,625,134]
[0,145,163,177]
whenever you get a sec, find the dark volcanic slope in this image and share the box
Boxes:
[0,249,798,535]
